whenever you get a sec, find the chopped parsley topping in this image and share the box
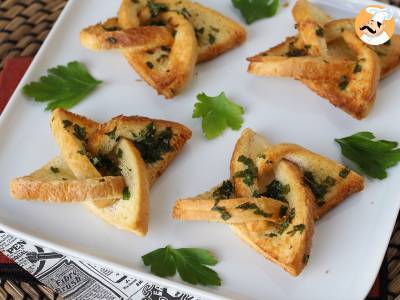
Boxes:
[315,27,324,37]
[106,37,117,44]
[338,75,349,90]
[146,61,154,69]
[62,120,72,128]
[233,155,258,186]
[279,205,288,218]
[105,127,117,140]
[353,63,362,74]
[208,34,216,45]
[89,154,121,176]
[123,186,131,200]
[180,7,191,18]
[73,124,87,142]
[236,201,272,218]
[211,205,231,220]
[50,167,59,173]
[339,167,350,178]
[265,232,277,238]
[303,171,335,206]
[278,208,295,234]
[287,224,305,236]
[264,180,290,202]
[117,148,123,159]
[147,0,168,17]
[286,43,307,57]
[132,123,173,164]
[212,180,234,201]
[103,26,120,32]
[161,45,171,52]
[303,254,310,265]
[195,27,205,39]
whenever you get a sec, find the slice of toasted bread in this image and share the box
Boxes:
[50,109,118,208]
[10,157,124,203]
[297,21,328,56]
[84,138,150,236]
[80,18,174,52]
[87,115,192,185]
[248,55,353,80]
[120,11,198,98]
[250,31,381,119]
[292,0,332,27]
[230,129,315,276]
[257,143,364,218]
[173,195,286,224]
[303,31,380,119]
[138,0,246,63]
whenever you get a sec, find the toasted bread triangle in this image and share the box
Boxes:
[84,138,150,236]
[230,129,314,276]
[50,109,118,208]
[292,0,332,27]
[257,143,364,218]
[87,115,192,186]
[139,0,246,63]
[173,182,287,224]
[10,156,125,203]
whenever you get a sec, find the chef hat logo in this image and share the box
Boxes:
[366,6,393,24]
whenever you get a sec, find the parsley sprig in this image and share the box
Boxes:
[142,245,221,286]
[23,61,102,110]
[335,132,400,179]
[232,0,279,24]
[193,92,244,140]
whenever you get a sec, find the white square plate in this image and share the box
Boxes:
[1,0,399,299]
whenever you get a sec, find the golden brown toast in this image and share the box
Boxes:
[87,115,192,186]
[10,157,124,203]
[292,0,332,27]
[138,0,246,63]
[173,191,287,224]
[230,129,315,276]
[84,138,150,236]
[119,11,198,99]
[256,143,365,218]
[80,18,174,52]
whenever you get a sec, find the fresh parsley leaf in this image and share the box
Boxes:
[233,155,257,186]
[22,61,102,110]
[193,92,244,140]
[335,132,400,179]
[232,0,279,25]
[122,186,131,200]
[142,245,221,286]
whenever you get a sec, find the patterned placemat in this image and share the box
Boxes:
[0,0,400,299]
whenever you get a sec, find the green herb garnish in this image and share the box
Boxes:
[89,154,121,176]
[142,245,221,286]
[287,224,305,236]
[212,180,234,200]
[279,205,288,218]
[315,27,324,37]
[286,43,308,57]
[22,61,102,110]
[208,34,216,45]
[303,171,335,206]
[265,232,277,238]
[211,205,231,220]
[73,124,87,142]
[148,0,168,17]
[146,61,154,69]
[50,167,59,173]
[335,132,400,179]
[233,155,257,186]
[338,75,349,90]
[232,0,279,24]
[123,186,131,200]
[117,148,123,159]
[278,208,295,234]
[62,120,72,128]
[303,254,310,264]
[192,92,244,140]
[353,63,362,74]
[132,123,173,164]
[265,180,290,202]
[105,127,117,140]
[339,167,350,178]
